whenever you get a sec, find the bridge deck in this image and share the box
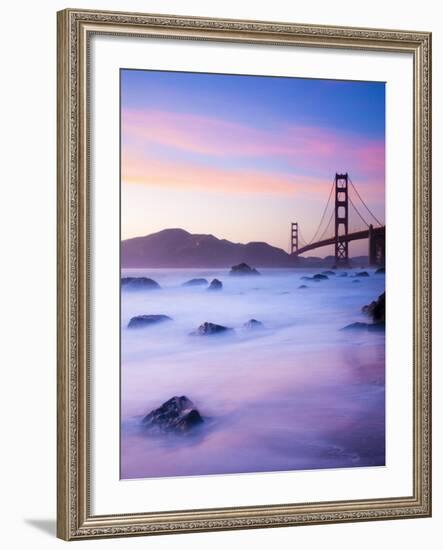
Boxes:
[296,226,385,256]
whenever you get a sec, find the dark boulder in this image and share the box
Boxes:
[375,267,385,274]
[341,322,384,332]
[243,319,263,329]
[191,322,233,336]
[229,262,261,276]
[341,292,385,332]
[322,270,336,276]
[128,314,172,329]
[207,278,223,291]
[313,273,328,280]
[121,277,160,290]
[362,292,385,323]
[298,284,308,289]
[341,322,370,331]
[182,278,208,287]
[355,271,370,277]
[301,273,328,282]
[367,323,385,332]
[142,396,204,434]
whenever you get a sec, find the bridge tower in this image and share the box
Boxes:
[368,224,386,266]
[334,173,349,266]
[291,222,299,254]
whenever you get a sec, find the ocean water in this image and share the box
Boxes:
[120,268,385,480]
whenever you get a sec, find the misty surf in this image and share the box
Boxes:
[120,267,385,480]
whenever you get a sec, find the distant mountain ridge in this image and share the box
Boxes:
[121,228,289,268]
[121,228,369,268]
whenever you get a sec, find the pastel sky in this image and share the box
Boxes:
[121,69,385,256]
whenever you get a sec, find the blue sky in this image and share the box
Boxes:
[121,69,385,255]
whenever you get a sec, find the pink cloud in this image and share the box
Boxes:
[121,152,334,198]
[122,108,385,180]
[353,142,385,173]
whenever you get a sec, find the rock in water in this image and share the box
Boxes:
[352,279,360,283]
[367,323,385,332]
[298,284,308,289]
[243,319,263,329]
[121,277,160,290]
[313,273,328,280]
[322,270,336,276]
[229,262,261,276]
[341,322,370,331]
[207,278,223,291]
[362,292,385,323]
[192,322,233,336]
[142,396,204,434]
[341,292,386,332]
[182,278,208,287]
[375,267,385,274]
[355,271,370,277]
[339,272,348,277]
[128,315,172,329]
[341,322,385,332]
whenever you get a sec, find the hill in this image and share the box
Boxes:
[121,228,291,268]
[121,228,369,268]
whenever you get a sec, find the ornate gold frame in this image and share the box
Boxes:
[57,8,432,540]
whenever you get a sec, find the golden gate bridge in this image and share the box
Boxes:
[290,173,385,266]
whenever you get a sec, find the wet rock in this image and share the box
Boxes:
[322,270,336,276]
[341,322,369,331]
[362,292,385,323]
[313,273,328,280]
[352,279,360,283]
[142,396,204,434]
[207,278,223,291]
[341,292,386,332]
[367,323,385,332]
[341,322,384,332]
[192,322,234,336]
[339,272,348,277]
[121,277,160,290]
[243,319,263,329]
[355,271,369,277]
[298,284,308,289]
[128,314,172,329]
[182,278,208,287]
[229,262,261,276]
[375,267,385,274]
[301,273,328,282]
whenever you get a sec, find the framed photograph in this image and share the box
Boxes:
[57,8,432,540]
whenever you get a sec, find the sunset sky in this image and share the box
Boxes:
[121,69,385,256]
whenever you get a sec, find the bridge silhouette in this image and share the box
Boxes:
[290,173,385,266]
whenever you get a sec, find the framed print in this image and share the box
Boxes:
[57,8,432,540]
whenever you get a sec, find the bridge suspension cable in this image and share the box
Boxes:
[317,208,335,242]
[348,176,383,227]
[305,177,335,245]
[297,227,308,247]
[349,195,370,228]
